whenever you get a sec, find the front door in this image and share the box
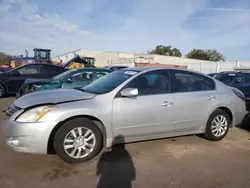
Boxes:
[112,70,175,138]
[171,70,217,132]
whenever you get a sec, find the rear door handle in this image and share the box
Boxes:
[207,96,216,100]
[162,101,173,106]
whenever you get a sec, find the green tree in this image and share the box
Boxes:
[186,49,225,62]
[206,49,226,62]
[0,52,14,65]
[148,45,182,57]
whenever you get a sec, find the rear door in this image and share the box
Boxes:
[7,64,41,93]
[39,64,64,78]
[171,70,217,132]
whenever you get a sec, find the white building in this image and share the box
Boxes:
[52,49,250,73]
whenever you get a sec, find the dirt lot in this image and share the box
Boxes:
[0,98,250,188]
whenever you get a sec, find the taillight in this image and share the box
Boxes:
[232,88,245,101]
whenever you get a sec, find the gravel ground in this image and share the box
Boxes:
[0,97,250,188]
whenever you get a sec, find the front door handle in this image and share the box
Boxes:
[162,101,173,106]
[207,95,216,100]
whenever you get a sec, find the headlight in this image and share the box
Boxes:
[16,105,56,122]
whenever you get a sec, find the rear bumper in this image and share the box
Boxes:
[234,110,249,127]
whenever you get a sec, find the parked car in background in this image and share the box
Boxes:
[16,68,111,98]
[0,65,12,73]
[214,71,250,98]
[103,65,129,72]
[0,63,66,98]
[4,67,248,164]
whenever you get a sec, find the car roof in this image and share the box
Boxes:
[122,66,216,78]
[73,68,111,72]
[108,65,128,67]
[19,63,64,68]
[124,66,191,72]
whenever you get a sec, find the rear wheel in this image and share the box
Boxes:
[0,83,6,98]
[204,109,230,141]
[54,117,103,164]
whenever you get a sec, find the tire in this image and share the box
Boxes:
[54,117,103,164]
[204,109,230,141]
[0,83,6,98]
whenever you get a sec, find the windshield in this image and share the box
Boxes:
[83,69,139,94]
[53,69,77,80]
[214,73,236,83]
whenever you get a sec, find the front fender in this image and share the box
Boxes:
[41,101,113,143]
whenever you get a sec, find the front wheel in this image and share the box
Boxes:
[204,109,230,141]
[54,117,103,164]
[0,83,6,98]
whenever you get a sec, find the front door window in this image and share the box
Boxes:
[17,65,40,75]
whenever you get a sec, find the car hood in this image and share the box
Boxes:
[24,78,52,84]
[14,89,96,109]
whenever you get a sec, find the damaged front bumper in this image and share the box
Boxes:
[16,84,37,99]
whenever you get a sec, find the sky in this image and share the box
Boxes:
[0,0,250,61]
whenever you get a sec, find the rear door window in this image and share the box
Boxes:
[172,70,215,92]
[41,65,62,75]
[69,71,94,82]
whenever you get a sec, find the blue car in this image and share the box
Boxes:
[214,71,250,98]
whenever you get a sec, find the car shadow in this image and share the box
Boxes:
[96,135,136,188]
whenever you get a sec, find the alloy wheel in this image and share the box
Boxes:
[63,127,96,159]
[211,115,228,137]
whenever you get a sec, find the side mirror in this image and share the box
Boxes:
[65,78,72,83]
[120,88,138,97]
[235,77,241,83]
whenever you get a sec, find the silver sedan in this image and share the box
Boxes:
[4,67,248,163]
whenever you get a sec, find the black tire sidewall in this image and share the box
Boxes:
[0,83,6,98]
[54,117,103,164]
[205,109,230,141]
